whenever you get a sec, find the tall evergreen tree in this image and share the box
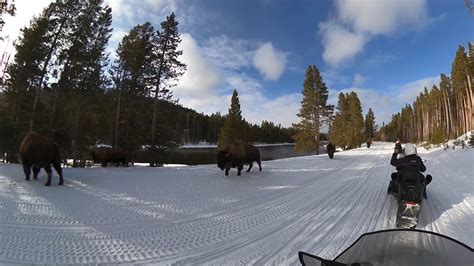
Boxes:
[329,92,364,149]
[53,0,112,165]
[364,108,376,141]
[111,22,155,152]
[3,9,51,135]
[347,92,364,147]
[218,89,245,149]
[293,65,334,154]
[150,12,186,148]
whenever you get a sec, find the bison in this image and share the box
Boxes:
[217,142,262,176]
[19,131,64,186]
[327,142,335,159]
[367,139,372,148]
[91,146,128,167]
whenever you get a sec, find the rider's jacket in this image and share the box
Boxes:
[390,153,426,172]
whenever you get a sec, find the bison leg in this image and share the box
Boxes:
[101,161,108,167]
[247,163,253,172]
[53,161,64,186]
[44,164,53,186]
[257,160,262,171]
[225,167,230,176]
[237,166,243,176]
[22,162,31,181]
[32,166,40,180]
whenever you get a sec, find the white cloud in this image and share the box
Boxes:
[173,34,299,127]
[175,33,225,111]
[395,76,440,103]
[319,21,368,66]
[105,0,176,23]
[320,0,429,66]
[353,73,366,87]
[336,0,427,36]
[252,42,287,80]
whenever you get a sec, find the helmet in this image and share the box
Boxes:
[404,143,417,156]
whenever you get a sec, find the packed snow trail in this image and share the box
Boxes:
[0,142,472,264]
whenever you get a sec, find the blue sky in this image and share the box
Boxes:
[2,0,473,127]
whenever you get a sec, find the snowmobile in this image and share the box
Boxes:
[389,166,431,228]
[298,229,473,266]
[387,142,431,228]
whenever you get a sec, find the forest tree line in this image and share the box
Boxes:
[0,0,293,165]
[377,44,473,144]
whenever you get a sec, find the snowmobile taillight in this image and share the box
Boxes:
[405,201,418,206]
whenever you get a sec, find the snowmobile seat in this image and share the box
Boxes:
[398,166,424,203]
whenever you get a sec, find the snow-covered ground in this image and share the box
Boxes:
[0,142,472,264]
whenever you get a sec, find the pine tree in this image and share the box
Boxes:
[150,12,186,148]
[3,9,51,134]
[364,108,376,142]
[329,92,364,149]
[347,92,364,148]
[329,93,349,149]
[293,65,334,154]
[111,22,156,152]
[218,89,245,149]
[54,0,113,165]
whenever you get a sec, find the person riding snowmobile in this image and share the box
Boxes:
[388,142,431,198]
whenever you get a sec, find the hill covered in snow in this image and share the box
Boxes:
[0,142,472,264]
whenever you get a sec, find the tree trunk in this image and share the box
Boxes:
[465,75,473,131]
[114,72,124,148]
[72,103,81,167]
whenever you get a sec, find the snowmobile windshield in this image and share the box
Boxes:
[299,229,473,266]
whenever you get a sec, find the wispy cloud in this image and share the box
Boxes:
[202,35,254,70]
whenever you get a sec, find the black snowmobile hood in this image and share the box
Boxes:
[299,229,473,266]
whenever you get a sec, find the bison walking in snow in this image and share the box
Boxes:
[327,142,335,159]
[91,146,128,167]
[19,131,64,186]
[217,142,262,176]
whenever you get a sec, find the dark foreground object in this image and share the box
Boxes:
[19,131,64,186]
[91,146,128,167]
[299,229,473,266]
[217,142,262,176]
[326,142,335,159]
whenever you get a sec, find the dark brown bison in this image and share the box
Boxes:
[19,131,64,186]
[217,142,262,176]
[327,142,335,159]
[367,139,372,148]
[91,146,128,167]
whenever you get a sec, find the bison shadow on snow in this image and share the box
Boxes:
[19,131,64,186]
[217,142,262,176]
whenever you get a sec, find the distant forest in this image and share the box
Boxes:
[378,44,473,144]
